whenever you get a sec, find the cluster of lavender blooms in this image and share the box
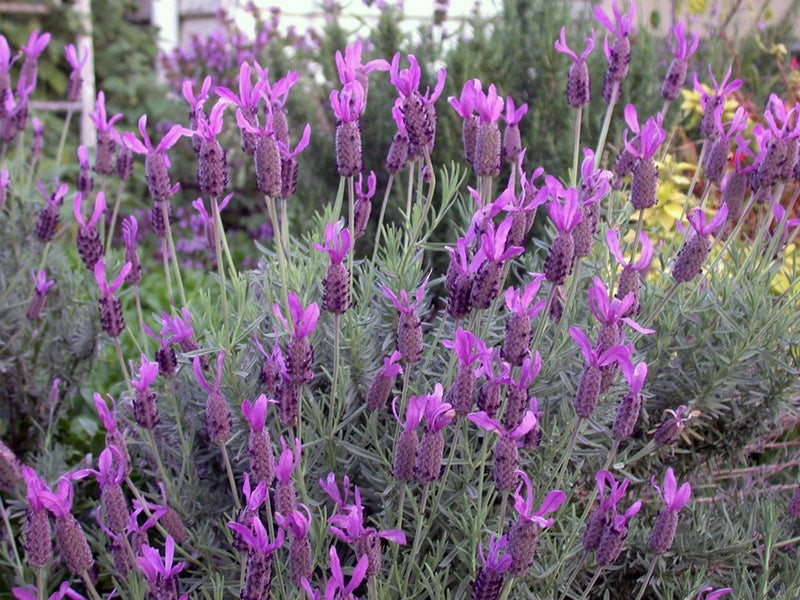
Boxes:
[0,0,799,598]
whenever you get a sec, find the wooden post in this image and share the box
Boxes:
[74,0,96,148]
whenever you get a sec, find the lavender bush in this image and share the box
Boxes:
[1,2,800,599]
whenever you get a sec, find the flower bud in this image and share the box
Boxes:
[415,429,445,482]
[335,120,363,178]
[393,427,418,482]
[544,231,575,285]
[205,390,232,443]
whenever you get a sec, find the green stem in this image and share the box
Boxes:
[709,190,757,271]
[594,81,619,173]
[571,106,583,188]
[405,161,415,228]
[327,313,341,440]
[145,428,176,507]
[113,337,135,400]
[347,176,356,303]
[371,173,395,263]
[36,566,46,600]
[638,281,680,333]
[55,108,74,169]
[548,417,582,491]
[211,197,230,344]
[219,443,242,510]
[578,568,603,600]
[134,286,148,354]
[161,200,187,307]
[402,481,431,590]
[80,571,103,600]
[497,576,516,600]
[633,555,658,600]
[105,179,126,255]
[161,238,175,308]
[0,494,23,579]
[264,195,290,314]
[560,552,587,599]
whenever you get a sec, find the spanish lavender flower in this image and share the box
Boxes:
[385,103,410,174]
[313,220,352,314]
[588,276,654,353]
[330,81,366,177]
[613,361,647,439]
[594,0,635,85]
[574,149,611,257]
[390,53,447,153]
[583,470,629,552]
[501,353,542,434]
[672,205,729,283]
[40,477,93,575]
[274,291,320,384]
[543,182,582,285]
[625,115,667,210]
[472,84,504,177]
[26,269,54,322]
[114,130,134,181]
[469,410,537,491]
[754,94,800,187]
[606,229,654,315]
[30,117,43,160]
[596,492,641,566]
[17,30,51,95]
[89,92,122,175]
[415,384,454,482]
[151,482,188,545]
[470,216,524,309]
[661,21,699,101]
[300,546,369,600]
[442,328,489,416]
[74,446,129,535]
[193,100,228,198]
[162,307,203,358]
[232,474,267,553]
[472,533,512,600]
[12,582,84,600]
[648,467,691,554]
[122,216,142,285]
[0,438,21,493]
[335,39,390,103]
[242,394,276,485]
[329,486,406,579]
[123,115,191,203]
[194,351,231,443]
[21,466,52,568]
[0,36,14,119]
[569,326,631,418]
[0,169,8,208]
[319,471,352,514]
[500,275,545,365]
[276,505,314,584]
[392,394,427,482]
[554,27,596,108]
[259,68,299,147]
[654,405,698,447]
[722,135,754,220]
[366,351,403,411]
[382,274,430,364]
[449,79,481,165]
[93,393,131,475]
[73,191,105,269]
[704,106,748,183]
[445,237,478,319]
[192,194,232,253]
[64,44,87,103]
[94,259,131,338]
[278,123,311,199]
[277,370,300,428]
[217,63,265,155]
[143,323,178,380]
[34,180,68,243]
[136,535,186,600]
[507,470,566,576]
[697,588,733,600]
[275,437,302,515]
[237,106,283,196]
[76,145,94,195]
[692,67,742,140]
[353,170,376,237]
[131,354,160,430]
[182,75,212,153]
[612,104,642,182]
[254,333,283,396]
[228,516,284,600]
[501,97,527,164]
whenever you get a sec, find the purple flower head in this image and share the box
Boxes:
[686,204,729,237]
[390,53,447,103]
[580,148,611,203]
[545,181,583,232]
[13,582,85,600]
[356,170,377,201]
[512,470,566,526]
[21,30,51,60]
[379,350,404,379]
[22,466,52,512]
[569,326,633,370]
[320,471,352,510]
[474,83,504,124]
[624,115,666,160]
[594,0,636,37]
[73,446,125,490]
[763,93,800,141]
[588,277,654,333]
[88,91,122,134]
[610,498,642,532]
[0,35,14,74]
[713,105,749,141]
[40,475,74,518]
[503,352,543,391]
[595,469,631,512]
[76,145,91,171]
[382,272,431,316]
[259,68,299,109]
[324,545,369,599]
[273,291,320,338]
[504,274,546,317]
[161,307,195,344]
[329,80,365,123]
[37,180,69,208]
[652,467,691,512]
[192,194,232,229]
[502,97,528,126]
[335,40,390,86]
[276,504,313,538]
[241,472,268,512]
[235,106,274,138]
[216,62,264,111]
[392,392,427,430]
[329,489,407,545]
[668,21,699,60]
[0,169,8,190]
[123,114,192,156]
[468,409,537,441]
[131,354,159,393]
[193,100,227,142]
[93,259,131,297]
[122,216,138,251]
[448,79,482,119]
[312,220,351,264]
[228,516,284,554]
[193,350,225,394]
[606,229,653,271]
[64,43,87,72]
[692,66,742,110]
[276,437,302,483]
[620,360,648,395]
[391,101,407,134]
[773,203,800,229]
[554,27,596,62]
[73,191,106,230]
[478,533,513,574]
[136,535,186,582]
[480,216,525,262]
[278,123,311,160]
[182,76,212,114]
[697,587,733,600]
[242,394,276,432]
[31,269,54,295]
[422,383,455,432]
[93,392,118,433]
[442,328,490,367]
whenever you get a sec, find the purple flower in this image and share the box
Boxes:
[686,204,729,237]
[193,350,225,394]
[668,21,699,60]
[182,75,212,114]
[324,545,369,599]
[64,44,87,73]
[763,93,800,141]
[161,307,195,345]
[276,437,302,484]
[241,472,268,513]
[606,229,653,271]
[697,587,733,600]
[13,582,85,600]
[22,466,52,513]
[73,191,106,231]
[554,27,596,62]
[478,532,513,574]
[448,79,482,119]
[392,392,427,430]
[624,115,667,160]
[474,83,504,124]
[312,220,351,265]
[692,66,742,111]
[620,360,648,395]
[123,114,192,156]
[479,216,525,262]
[93,259,131,298]
[569,326,632,370]
[122,216,138,251]
[193,100,227,142]
[319,471,352,511]
[335,40,390,86]
[502,352,542,391]
[379,350,404,378]
[468,409,537,441]
[587,277,654,334]
[93,392,119,434]
[328,487,406,545]
[652,467,691,512]
[512,470,566,527]
[279,123,311,159]
[235,106,274,138]
[594,0,636,37]
[273,291,320,338]
[77,145,91,171]
[216,62,264,111]
[545,181,583,233]
[504,274,546,317]
[229,514,284,553]
[37,179,69,208]
[136,535,186,581]
[73,446,125,490]
[579,148,611,202]
[389,53,446,104]
[356,170,376,201]
[242,394,275,432]
[502,97,528,126]
[31,269,54,295]
[382,273,431,316]
[441,328,490,367]
[39,476,75,519]
[329,80,365,123]
[421,384,455,432]
[131,354,159,394]
[88,91,122,134]
[258,68,299,111]
[21,30,51,60]
[276,504,313,538]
